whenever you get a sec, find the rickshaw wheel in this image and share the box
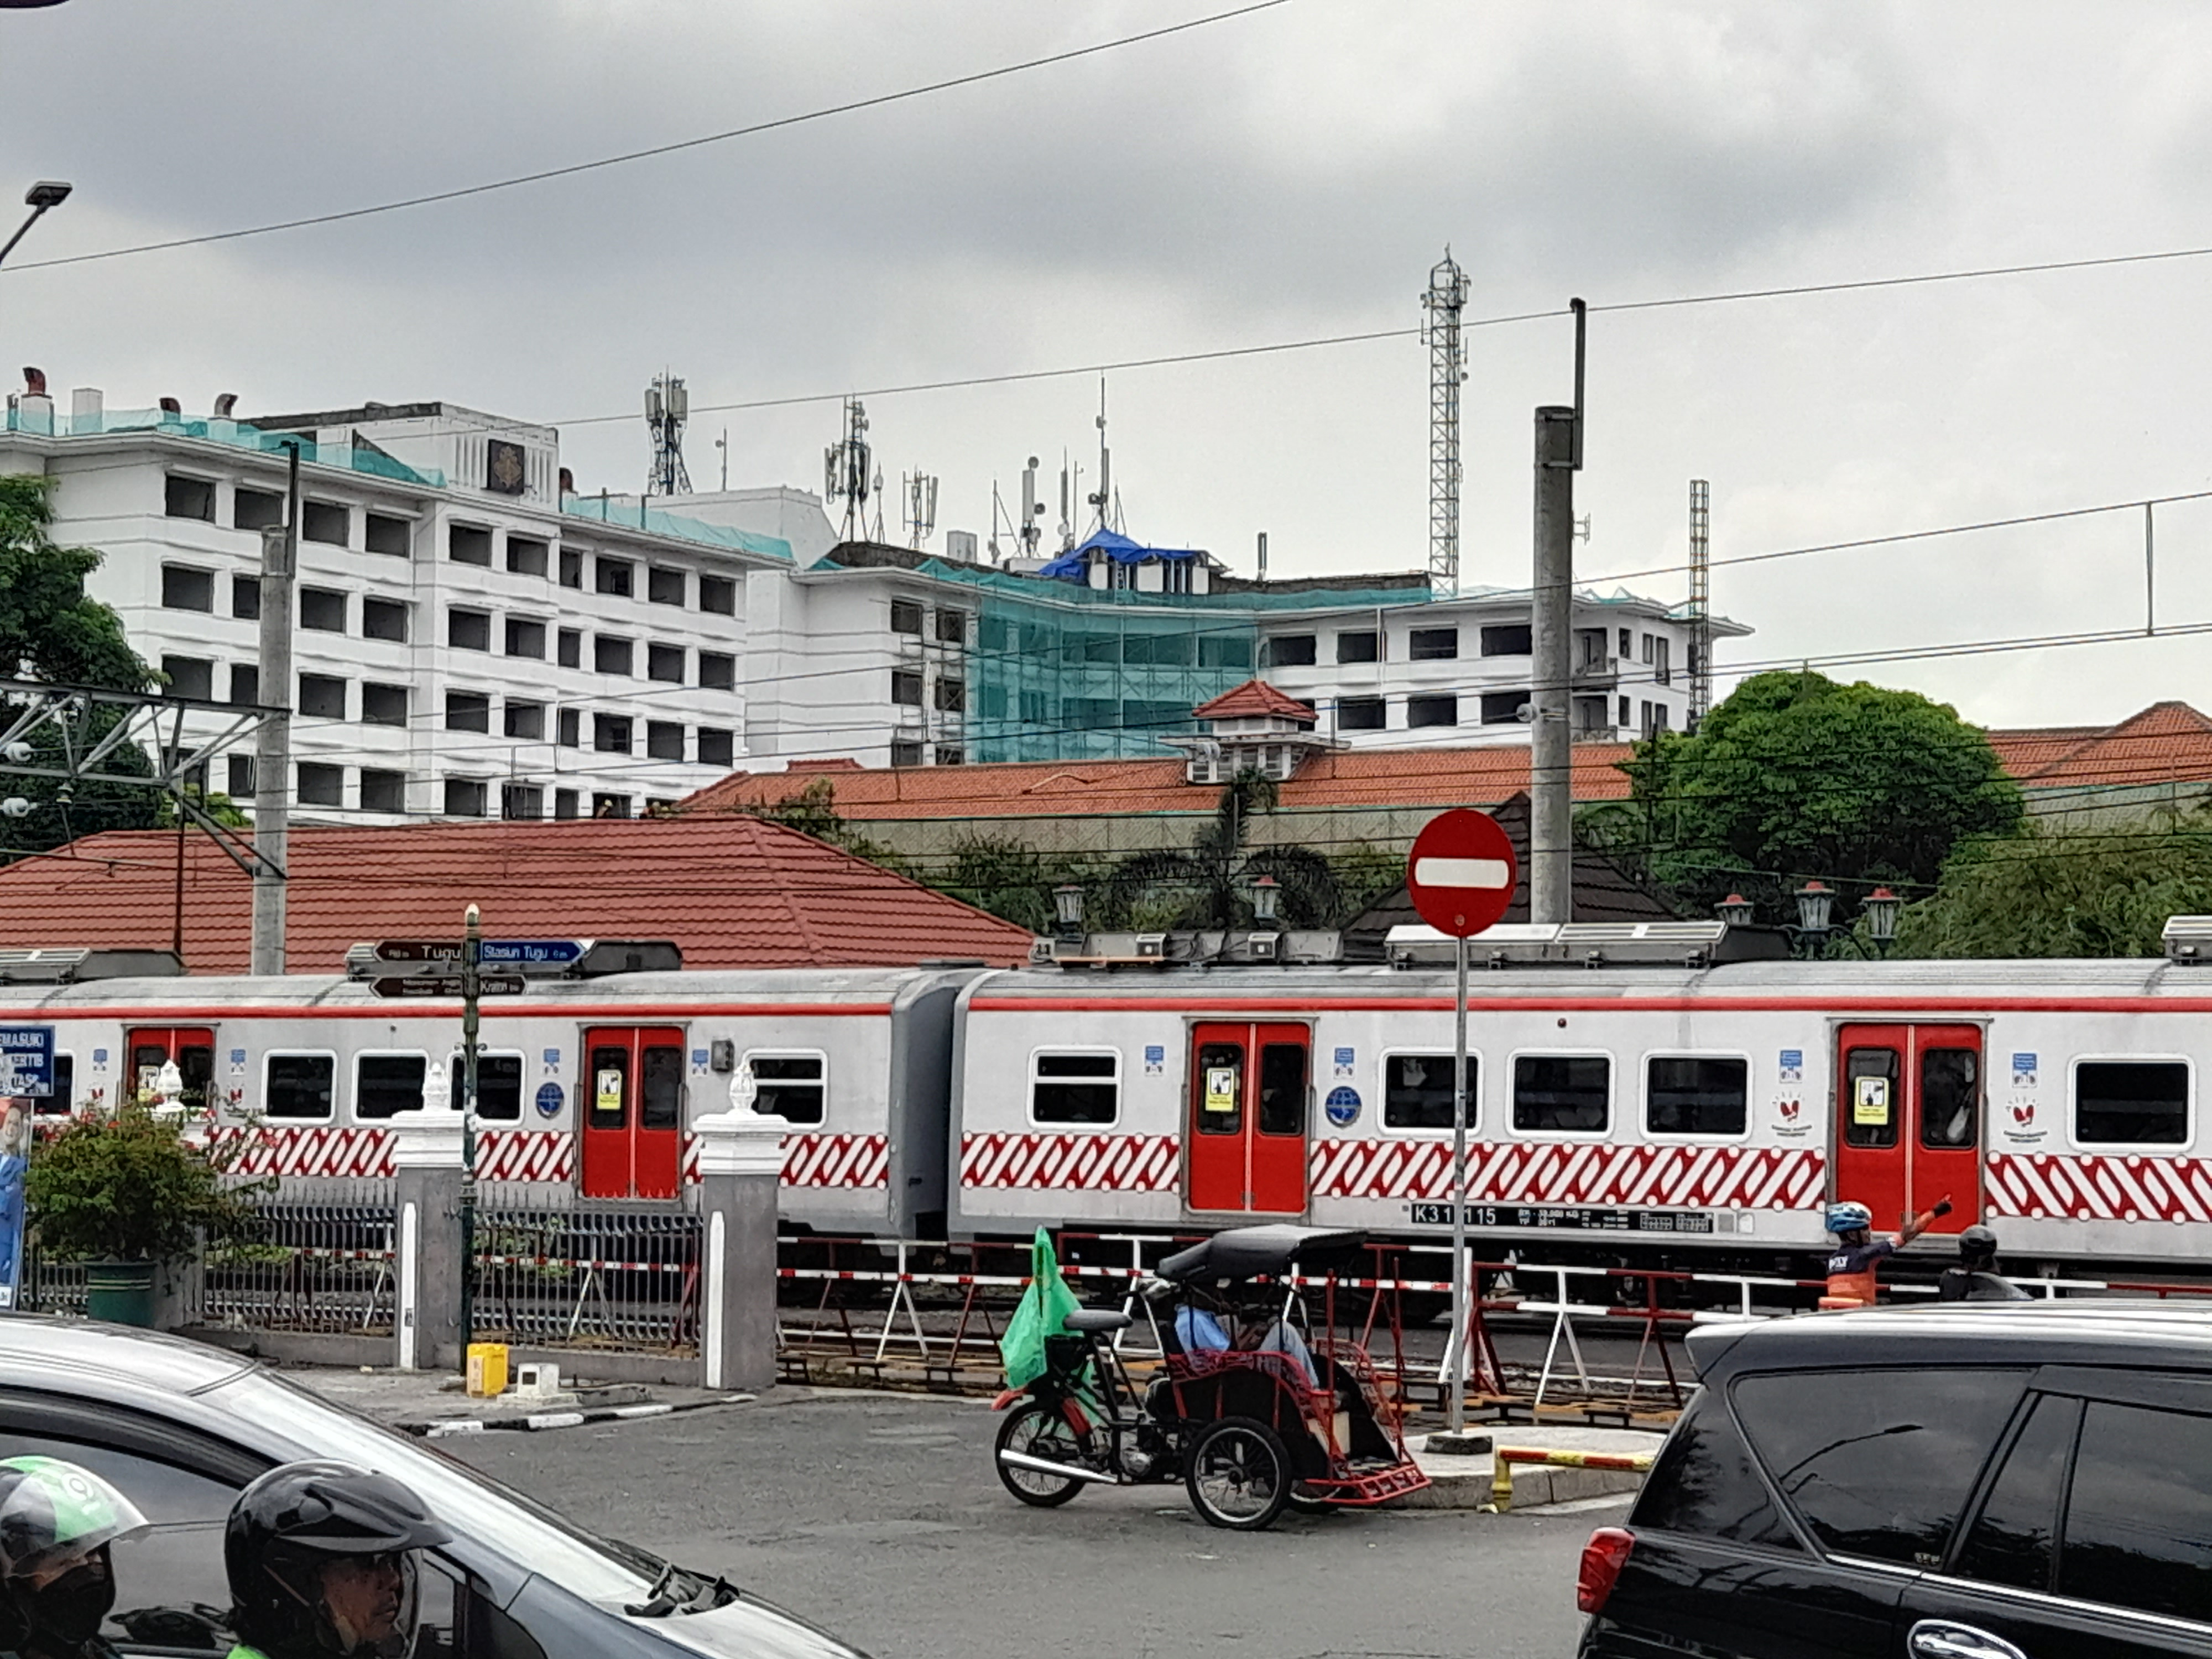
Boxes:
[1287,1487,1340,1516]
[1186,1417,1293,1531]
[995,1405,1087,1507]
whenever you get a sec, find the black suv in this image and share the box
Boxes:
[1577,1304,2212,1659]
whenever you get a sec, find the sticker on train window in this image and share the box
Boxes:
[1204,1067,1238,1113]
[595,1070,623,1113]
[1854,1074,1891,1124]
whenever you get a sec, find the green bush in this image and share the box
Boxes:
[26,1107,256,1261]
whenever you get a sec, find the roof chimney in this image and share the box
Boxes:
[559,466,575,495]
[22,367,45,397]
[212,393,237,418]
[158,397,181,416]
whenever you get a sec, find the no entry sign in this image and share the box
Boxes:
[1406,808,1519,938]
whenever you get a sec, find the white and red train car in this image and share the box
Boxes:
[7,928,2212,1272]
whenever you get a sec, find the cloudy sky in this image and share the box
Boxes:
[6,1,2212,732]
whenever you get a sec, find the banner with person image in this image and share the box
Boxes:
[0,1097,27,1311]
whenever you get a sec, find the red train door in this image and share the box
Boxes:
[1186,1022,1310,1215]
[126,1026,215,1110]
[1834,1024,1983,1235]
[580,1026,685,1199]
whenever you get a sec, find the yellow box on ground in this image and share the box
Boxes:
[466,1343,509,1397]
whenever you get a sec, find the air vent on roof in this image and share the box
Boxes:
[0,948,185,984]
[2163,915,2212,962]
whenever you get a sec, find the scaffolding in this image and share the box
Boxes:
[1422,250,1471,592]
[1686,479,1712,729]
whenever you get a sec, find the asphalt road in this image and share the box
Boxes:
[444,1389,1620,1659]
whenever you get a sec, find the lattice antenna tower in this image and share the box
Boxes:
[823,397,874,542]
[902,469,939,550]
[1421,248,1471,591]
[644,371,691,496]
[1687,478,1714,729]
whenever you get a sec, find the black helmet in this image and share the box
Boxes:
[225,1463,450,1659]
[1959,1224,1999,1264]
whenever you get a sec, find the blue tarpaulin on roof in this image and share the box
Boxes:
[1037,527,1204,581]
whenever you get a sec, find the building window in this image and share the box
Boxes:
[891,670,924,707]
[231,574,261,619]
[503,700,544,739]
[297,674,346,719]
[557,708,581,748]
[1618,627,1632,658]
[361,683,408,727]
[161,565,215,613]
[559,547,583,588]
[1618,695,1631,728]
[647,643,685,684]
[890,740,924,767]
[364,512,410,557]
[445,692,490,734]
[229,664,259,707]
[296,762,344,807]
[501,784,543,821]
[594,557,633,597]
[933,744,964,766]
[160,656,213,701]
[1647,635,1672,685]
[1162,559,1194,596]
[1336,630,1379,664]
[359,769,405,813]
[1407,693,1458,728]
[448,608,491,651]
[1409,627,1459,661]
[557,628,582,669]
[506,536,548,577]
[1338,696,1386,731]
[935,608,967,645]
[593,713,632,754]
[698,651,735,690]
[1513,1055,1611,1133]
[444,778,488,817]
[448,524,493,565]
[298,587,347,633]
[263,1053,335,1120]
[890,598,924,635]
[934,677,966,713]
[699,574,736,615]
[1481,623,1533,656]
[354,1053,426,1120]
[554,788,580,820]
[646,721,684,761]
[2073,1060,2189,1145]
[227,755,255,797]
[233,487,283,531]
[1031,1051,1118,1125]
[1264,634,1317,668]
[361,597,408,643]
[591,793,632,819]
[164,475,216,521]
[594,635,633,676]
[697,728,734,768]
[648,567,686,606]
[504,618,546,659]
[1646,1057,1749,1136]
[301,500,348,546]
[1383,1054,1475,1130]
[1480,690,1528,725]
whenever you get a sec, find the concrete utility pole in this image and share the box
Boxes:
[249,443,299,975]
[1529,302,1586,927]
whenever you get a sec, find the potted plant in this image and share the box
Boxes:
[24,1103,254,1326]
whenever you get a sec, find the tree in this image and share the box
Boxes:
[1109,774,1341,928]
[1585,669,2023,927]
[724,776,909,875]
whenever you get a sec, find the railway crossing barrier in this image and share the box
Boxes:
[1489,1446,1655,1512]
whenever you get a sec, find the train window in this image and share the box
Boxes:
[32,1055,73,1115]
[1645,1056,1748,1137]
[1383,1054,1476,1131]
[640,1046,684,1131]
[1921,1048,1979,1149]
[263,1053,335,1120]
[1031,1052,1118,1126]
[1513,1056,1610,1133]
[353,1053,426,1120]
[2074,1060,2189,1146]
[746,1053,825,1125]
[1258,1044,1306,1137]
[1844,1047,1901,1149]
[447,1053,524,1120]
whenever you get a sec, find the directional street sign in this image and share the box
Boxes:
[1406,808,1519,938]
[373,940,465,964]
[369,972,526,1000]
[374,939,583,971]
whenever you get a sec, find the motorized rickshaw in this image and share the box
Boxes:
[991,1224,1431,1530]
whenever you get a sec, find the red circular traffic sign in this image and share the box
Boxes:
[1406,808,1520,938]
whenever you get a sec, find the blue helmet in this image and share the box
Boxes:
[1825,1201,1874,1234]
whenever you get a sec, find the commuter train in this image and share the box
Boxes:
[7,921,2212,1274]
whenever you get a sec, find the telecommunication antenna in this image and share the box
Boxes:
[1019,455,1042,557]
[822,397,874,542]
[1085,379,1115,533]
[1687,478,1713,729]
[902,470,939,550]
[644,371,691,496]
[1421,249,1470,591]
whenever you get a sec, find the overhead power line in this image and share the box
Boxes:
[0,1,1288,276]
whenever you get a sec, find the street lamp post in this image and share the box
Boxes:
[1248,873,1281,926]
[0,182,72,269]
[1862,886,1902,956]
[1052,883,1084,945]
[1788,880,1835,958]
[1714,892,1755,930]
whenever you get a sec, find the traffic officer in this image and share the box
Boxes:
[1820,1197,1952,1307]
[1938,1224,2032,1302]
[0,1455,149,1659]
[223,1463,450,1659]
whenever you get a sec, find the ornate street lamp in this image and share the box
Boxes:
[1249,873,1281,926]
[1714,892,1755,928]
[1052,883,1085,942]
[1863,886,1902,954]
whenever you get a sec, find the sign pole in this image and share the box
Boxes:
[1449,931,1469,1433]
[460,903,481,1357]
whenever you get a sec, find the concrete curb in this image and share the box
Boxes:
[409,1394,755,1438]
[1401,1427,1660,1512]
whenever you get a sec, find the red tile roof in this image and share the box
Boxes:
[1191,679,1321,724]
[1987,700,2212,790]
[0,818,1036,974]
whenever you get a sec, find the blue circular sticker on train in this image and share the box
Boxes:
[535,1082,564,1119]
[1324,1086,1361,1127]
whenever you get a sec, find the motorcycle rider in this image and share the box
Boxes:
[0,1455,149,1659]
[1820,1197,1952,1308]
[1938,1224,2032,1302]
[223,1463,450,1659]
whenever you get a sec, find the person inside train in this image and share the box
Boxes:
[0,1455,150,1659]
[1820,1197,1951,1308]
[1937,1225,2032,1302]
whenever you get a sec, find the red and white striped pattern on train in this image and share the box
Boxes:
[1309,1139,1827,1210]
[784,1133,890,1188]
[961,1133,1181,1192]
[1987,1152,2212,1223]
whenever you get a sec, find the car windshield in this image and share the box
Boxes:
[207,1369,655,1604]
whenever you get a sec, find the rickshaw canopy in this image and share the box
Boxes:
[1155,1225,1366,1285]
